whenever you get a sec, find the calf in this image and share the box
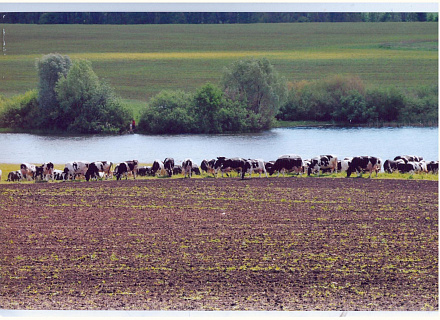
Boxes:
[163,158,174,177]
[268,155,303,177]
[307,155,338,176]
[346,156,381,178]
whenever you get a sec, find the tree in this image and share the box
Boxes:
[35,53,71,125]
[193,83,224,133]
[221,58,287,130]
[55,59,131,133]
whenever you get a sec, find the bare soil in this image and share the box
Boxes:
[0,177,437,310]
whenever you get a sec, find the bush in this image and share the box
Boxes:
[0,90,40,130]
[138,90,195,134]
[55,59,131,133]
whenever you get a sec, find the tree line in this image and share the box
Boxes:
[2,12,437,25]
[0,54,437,134]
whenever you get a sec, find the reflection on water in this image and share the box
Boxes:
[0,127,437,165]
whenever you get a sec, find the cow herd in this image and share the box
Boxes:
[2,154,438,183]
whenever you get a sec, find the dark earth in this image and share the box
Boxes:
[0,177,437,310]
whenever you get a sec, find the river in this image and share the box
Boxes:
[0,127,438,165]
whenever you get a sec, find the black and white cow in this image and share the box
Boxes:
[64,161,89,180]
[215,157,248,179]
[173,165,182,175]
[85,162,101,181]
[427,161,439,174]
[383,159,404,174]
[182,158,193,178]
[137,166,152,176]
[163,158,175,177]
[268,155,303,177]
[201,159,216,176]
[346,156,381,178]
[53,169,66,181]
[151,160,165,176]
[125,160,139,179]
[42,162,55,181]
[114,162,131,180]
[307,155,338,176]
[7,170,23,182]
[20,163,36,181]
[394,155,424,163]
[245,159,268,178]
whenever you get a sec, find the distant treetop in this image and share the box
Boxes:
[1,12,437,24]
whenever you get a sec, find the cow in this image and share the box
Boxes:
[307,155,338,176]
[93,161,113,179]
[125,160,139,179]
[151,160,166,176]
[182,158,193,178]
[173,165,182,175]
[383,159,404,174]
[192,163,201,175]
[394,155,424,163]
[34,165,45,181]
[42,162,55,181]
[201,159,216,176]
[20,163,36,181]
[7,170,23,182]
[339,157,353,173]
[346,156,382,178]
[53,169,66,181]
[114,162,130,180]
[163,158,175,177]
[63,161,90,180]
[138,166,152,177]
[427,161,439,174]
[85,162,101,181]
[216,157,249,179]
[245,159,268,178]
[267,155,303,177]
[397,161,419,174]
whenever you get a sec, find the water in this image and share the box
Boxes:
[0,127,438,165]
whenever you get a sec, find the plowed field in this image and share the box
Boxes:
[0,178,437,310]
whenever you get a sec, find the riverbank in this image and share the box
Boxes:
[1,178,437,310]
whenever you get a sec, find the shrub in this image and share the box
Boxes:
[0,90,40,130]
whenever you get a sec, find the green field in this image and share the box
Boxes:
[1,22,437,115]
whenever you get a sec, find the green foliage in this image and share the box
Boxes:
[35,53,72,126]
[278,76,438,125]
[221,58,287,130]
[138,90,195,134]
[0,90,40,130]
[55,59,131,133]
